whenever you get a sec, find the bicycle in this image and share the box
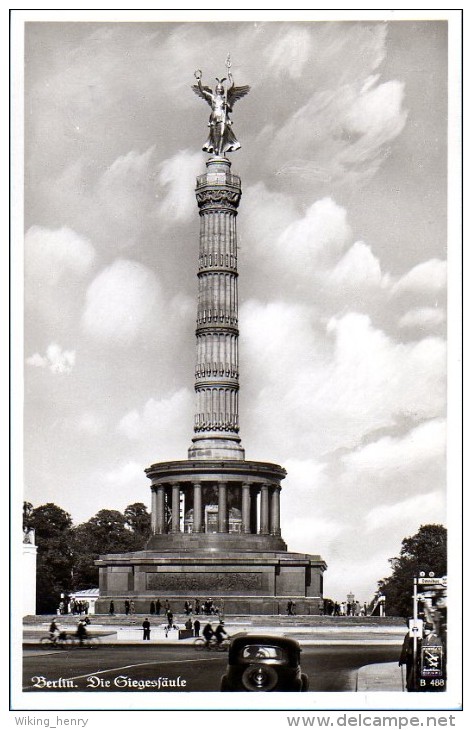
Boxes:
[194,636,230,652]
[64,633,101,649]
[39,632,68,649]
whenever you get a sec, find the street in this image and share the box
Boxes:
[23,643,401,692]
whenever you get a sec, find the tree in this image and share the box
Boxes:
[70,509,139,590]
[124,502,151,543]
[27,503,74,614]
[377,524,447,618]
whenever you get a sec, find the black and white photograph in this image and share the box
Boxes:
[10,7,462,720]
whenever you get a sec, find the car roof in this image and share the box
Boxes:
[229,634,301,651]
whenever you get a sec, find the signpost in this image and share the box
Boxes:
[411,572,447,692]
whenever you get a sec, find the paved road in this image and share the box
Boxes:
[23,643,401,693]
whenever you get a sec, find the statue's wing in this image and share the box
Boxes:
[227,84,250,108]
[192,84,213,107]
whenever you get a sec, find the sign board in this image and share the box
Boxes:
[417,577,447,586]
[420,645,444,678]
[409,618,424,638]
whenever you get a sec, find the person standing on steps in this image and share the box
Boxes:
[142,617,151,641]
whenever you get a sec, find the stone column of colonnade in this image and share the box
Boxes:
[151,481,281,536]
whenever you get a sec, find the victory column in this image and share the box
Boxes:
[95,58,326,615]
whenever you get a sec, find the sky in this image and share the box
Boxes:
[22,18,449,603]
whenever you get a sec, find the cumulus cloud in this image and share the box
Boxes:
[25,226,96,327]
[398,306,446,329]
[391,259,447,296]
[81,259,161,344]
[365,491,445,533]
[242,306,446,460]
[327,240,388,291]
[26,343,76,374]
[343,418,446,475]
[117,388,193,461]
[76,412,105,435]
[25,225,96,284]
[95,147,158,247]
[104,460,144,488]
[276,197,352,271]
[155,150,210,223]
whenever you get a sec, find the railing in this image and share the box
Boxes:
[196,173,241,188]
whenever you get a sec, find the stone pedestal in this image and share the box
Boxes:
[95,548,326,616]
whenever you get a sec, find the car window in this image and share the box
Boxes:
[240,645,287,661]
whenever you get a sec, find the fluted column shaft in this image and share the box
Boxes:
[151,488,157,534]
[270,486,281,536]
[155,484,166,534]
[259,484,270,535]
[171,483,181,533]
[241,482,251,534]
[193,483,203,533]
[218,481,228,533]
[250,487,258,534]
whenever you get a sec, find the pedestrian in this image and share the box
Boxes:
[142,617,151,641]
[129,600,135,615]
[125,599,130,616]
[167,610,174,628]
[164,600,170,613]
[155,599,161,615]
[194,598,200,615]
[185,617,193,632]
[184,600,191,615]
[399,624,416,691]
[76,619,87,646]
[287,600,293,616]
[150,600,156,615]
[109,600,115,616]
[193,619,201,637]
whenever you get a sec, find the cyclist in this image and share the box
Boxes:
[214,620,228,647]
[202,622,214,649]
[49,618,59,644]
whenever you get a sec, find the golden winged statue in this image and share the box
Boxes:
[192,55,250,156]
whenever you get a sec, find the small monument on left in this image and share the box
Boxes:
[23,527,37,615]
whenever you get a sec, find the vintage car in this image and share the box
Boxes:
[220,634,309,692]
